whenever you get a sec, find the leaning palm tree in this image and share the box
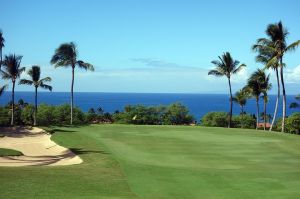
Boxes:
[1,54,25,125]
[253,42,280,131]
[19,66,52,126]
[0,30,4,70]
[253,21,300,132]
[51,42,94,125]
[208,52,246,128]
[247,69,267,130]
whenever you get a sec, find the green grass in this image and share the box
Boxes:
[0,148,23,156]
[1,125,300,199]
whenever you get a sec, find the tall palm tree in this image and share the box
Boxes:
[253,21,300,132]
[208,52,246,128]
[0,30,4,70]
[253,42,280,132]
[51,42,94,125]
[1,54,25,125]
[19,66,52,126]
[247,69,268,130]
[261,79,272,130]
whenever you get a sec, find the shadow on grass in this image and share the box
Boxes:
[70,148,110,155]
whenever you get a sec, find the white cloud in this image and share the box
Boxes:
[285,65,300,84]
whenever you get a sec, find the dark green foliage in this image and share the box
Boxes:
[200,112,228,127]
[21,104,34,125]
[0,107,10,126]
[113,103,194,125]
[201,112,256,129]
[37,104,86,126]
[232,114,256,129]
[275,113,300,134]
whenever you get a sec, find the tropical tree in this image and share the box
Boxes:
[51,42,94,125]
[233,87,250,115]
[253,42,280,131]
[0,29,4,70]
[208,52,246,128]
[290,95,300,109]
[261,80,272,130]
[19,66,52,126]
[247,69,269,130]
[1,54,25,125]
[253,21,300,132]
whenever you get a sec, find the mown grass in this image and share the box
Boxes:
[1,124,300,199]
[0,148,23,156]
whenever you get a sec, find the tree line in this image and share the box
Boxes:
[0,21,299,131]
[208,21,300,132]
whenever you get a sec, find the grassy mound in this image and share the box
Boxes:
[0,124,300,199]
[0,148,23,156]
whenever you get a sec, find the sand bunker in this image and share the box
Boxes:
[0,127,82,166]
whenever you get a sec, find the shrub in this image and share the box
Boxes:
[232,114,256,129]
[163,103,194,125]
[201,112,228,127]
[285,113,300,134]
[0,107,10,126]
[21,105,35,125]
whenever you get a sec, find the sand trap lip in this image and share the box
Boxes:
[0,127,83,167]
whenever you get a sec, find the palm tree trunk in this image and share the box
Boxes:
[34,86,37,126]
[269,68,280,132]
[241,105,244,128]
[264,97,266,131]
[228,78,233,128]
[0,48,2,70]
[280,58,286,132]
[256,98,259,130]
[71,66,75,125]
[11,80,15,126]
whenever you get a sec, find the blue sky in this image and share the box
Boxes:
[1,0,300,94]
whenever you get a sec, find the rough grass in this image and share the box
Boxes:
[0,148,23,156]
[1,124,300,199]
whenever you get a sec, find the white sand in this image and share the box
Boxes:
[0,127,83,167]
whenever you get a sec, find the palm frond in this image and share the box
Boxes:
[0,84,7,96]
[39,77,52,82]
[232,64,246,74]
[76,60,94,71]
[208,69,224,77]
[19,79,34,86]
[40,83,52,91]
[285,40,300,52]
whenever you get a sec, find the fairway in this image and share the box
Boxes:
[1,125,300,199]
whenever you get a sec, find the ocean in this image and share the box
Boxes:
[0,92,298,120]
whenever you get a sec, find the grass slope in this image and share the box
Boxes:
[1,125,300,199]
[0,148,23,156]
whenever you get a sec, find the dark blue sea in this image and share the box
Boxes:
[0,92,298,120]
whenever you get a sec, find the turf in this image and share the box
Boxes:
[1,125,300,199]
[0,148,23,156]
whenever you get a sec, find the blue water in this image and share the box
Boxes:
[0,92,298,120]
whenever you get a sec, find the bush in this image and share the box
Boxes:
[21,105,35,125]
[232,114,256,129]
[201,112,228,127]
[113,103,194,125]
[0,107,10,126]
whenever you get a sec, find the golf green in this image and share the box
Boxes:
[0,124,300,199]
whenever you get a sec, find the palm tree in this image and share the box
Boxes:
[253,21,300,132]
[247,69,268,130]
[51,42,94,125]
[233,87,250,115]
[261,82,272,130]
[0,30,4,70]
[290,95,300,109]
[0,85,7,96]
[19,66,52,126]
[1,54,25,125]
[208,52,246,128]
[253,42,280,132]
